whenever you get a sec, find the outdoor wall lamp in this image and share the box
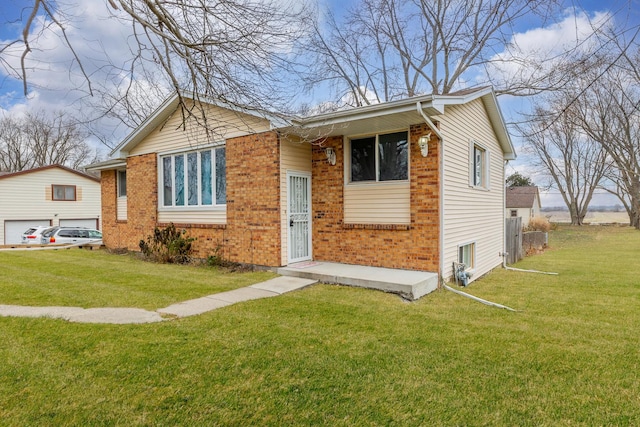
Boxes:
[418,132,431,157]
[325,147,336,165]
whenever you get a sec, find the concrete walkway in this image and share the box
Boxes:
[0,276,317,325]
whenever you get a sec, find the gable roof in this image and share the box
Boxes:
[506,186,541,209]
[108,92,285,159]
[0,164,100,183]
[102,86,516,163]
[292,86,516,160]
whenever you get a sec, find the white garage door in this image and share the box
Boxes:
[59,219,99,229]
[4,220,51,245]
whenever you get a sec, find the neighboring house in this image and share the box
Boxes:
[0,165,102,245]
[89,86,515,286]
[505,186,542,228]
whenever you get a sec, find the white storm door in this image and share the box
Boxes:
[287,172,312,263]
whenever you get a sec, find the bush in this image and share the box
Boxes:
[526,216,551,232]
[139,223,195,264]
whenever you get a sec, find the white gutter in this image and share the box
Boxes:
[417,102,446,282]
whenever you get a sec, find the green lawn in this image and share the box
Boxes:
[0,249,275,309]
[1,226,640,426]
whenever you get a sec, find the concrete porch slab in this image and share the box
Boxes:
[250,276,318,294]
[277,262,439,301]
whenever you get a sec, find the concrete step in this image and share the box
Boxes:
[278,261,438,300]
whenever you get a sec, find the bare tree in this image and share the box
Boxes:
[305,0,567,106]
[572,50,640,228]
[521,100,610,225]
[1,0,314,138]
[0,111,101,172]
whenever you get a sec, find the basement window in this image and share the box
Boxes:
[458,242,476,269]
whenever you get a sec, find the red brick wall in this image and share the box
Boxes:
[225,131,281,266]
[311,124,440,272]
[100,154,160,251]
[100,132,282,266]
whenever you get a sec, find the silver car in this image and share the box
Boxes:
[41,227,103,245]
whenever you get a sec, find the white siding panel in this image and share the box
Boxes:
[129,104,271,156]
[441,99,506,282]
[279,136,312,265]
[0,168,101,244]
[117,197,127,221]
[344,183,410,224]
[158,209,226,224]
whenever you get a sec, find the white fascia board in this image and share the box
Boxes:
[296,94,442,129]
[480,92,517,160]
[85,158,127,171]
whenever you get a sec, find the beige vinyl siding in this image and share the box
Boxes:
[0,168,101,244]
[441,98,505,282]
[344,183,410,224]
[129,104,271,156]
[158,209,226,225]
[343,133,411,225]
[117,197,127,221]
[279,135,312,265]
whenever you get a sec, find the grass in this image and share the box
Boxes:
[0,249,276,309]
[1,226,640,425]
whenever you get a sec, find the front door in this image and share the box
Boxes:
[287,172,312,263]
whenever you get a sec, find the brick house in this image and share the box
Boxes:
[89,86,515,286]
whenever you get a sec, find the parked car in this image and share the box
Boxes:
[40,226,103,246]
[21,226,50,244]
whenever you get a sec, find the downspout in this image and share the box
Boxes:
[503,160,508,269]
[417,102,445,284]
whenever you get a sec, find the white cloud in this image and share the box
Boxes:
[0,0,168,148]
[485,9,614,93]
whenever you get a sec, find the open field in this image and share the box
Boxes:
[1,226,640,425]
[544,210,629,224]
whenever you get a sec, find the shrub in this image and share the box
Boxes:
[139,223,195,264]
[526,216,551,232]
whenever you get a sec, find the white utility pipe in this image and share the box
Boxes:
[504,266,558,275]
[443,282,517,312]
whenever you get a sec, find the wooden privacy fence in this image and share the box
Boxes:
[505,217,523,265]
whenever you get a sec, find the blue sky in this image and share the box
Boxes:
[1,0,638,206]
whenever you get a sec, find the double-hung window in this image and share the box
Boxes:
[350,131,408,182]
[470,142,490,189]
[161,146,226,208]
[52,185,76,201]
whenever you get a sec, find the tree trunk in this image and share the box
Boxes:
[569,201,583,226]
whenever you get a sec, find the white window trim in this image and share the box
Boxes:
[157,146,226,211]
[457,241,477,273]
[468,140,491,191]
[117,169,127,199]
[345,129,411,185]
